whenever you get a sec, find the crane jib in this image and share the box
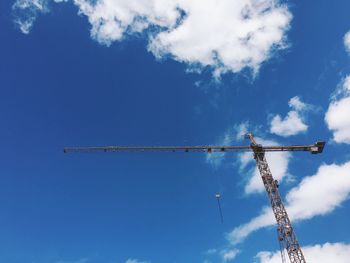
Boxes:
[63,141,325,154]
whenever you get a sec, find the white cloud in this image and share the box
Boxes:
[221,249,240,262]
[344,31,350,54]
[269,96,310,137]
[12,0,48,34]
[325,76,350,144]
[288,96,309,111]
[125,259,149,263]
[13,0,292,76]
[148,0,292,77]
[239,137,291,194]
[256,242,350,263]
[286,161,350,219]
[228,160,350,244]
[270,111,308,136]
[227,206,274,245]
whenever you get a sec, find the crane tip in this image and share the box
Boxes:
[311,141,326,154]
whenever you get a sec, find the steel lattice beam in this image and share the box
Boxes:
[246,133,307,263]
[64,142,325,154]
[254,150,306,263]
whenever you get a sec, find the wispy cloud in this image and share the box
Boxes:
[325,76,350,144]
[125,258,150,263]
[206,130,234,167]
[256,242,350,263]
[228,160,350,244]
[206,248,217,255]
[12,0,49,34]
[344,31,350,54]
[234,122,250,141]
[221,249,240,262]
[269,96,312,137]
[205,122,254,168]
[12,0,292,77]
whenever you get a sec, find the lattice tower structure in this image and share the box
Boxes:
[253,147,306,263]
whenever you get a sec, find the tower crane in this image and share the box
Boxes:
[64,133,325,263]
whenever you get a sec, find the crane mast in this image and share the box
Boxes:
[246,133,305,263]
[64,134,325,263]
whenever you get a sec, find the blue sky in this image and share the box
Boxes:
[1,0,350,262]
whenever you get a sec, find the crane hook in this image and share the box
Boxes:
[215,193,224,223]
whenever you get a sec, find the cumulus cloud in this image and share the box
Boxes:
[269,96,311,137]
[325,76,350,144]
[228,160,350,244]
[148,0,292,76]
[12,0,292,76]
[239,137,291,194]
[344,31,350,54]
[256,242,350,263]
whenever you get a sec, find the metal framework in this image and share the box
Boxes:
[246,133,307,263]
[64,134,325,263]
[64,142,325,154]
